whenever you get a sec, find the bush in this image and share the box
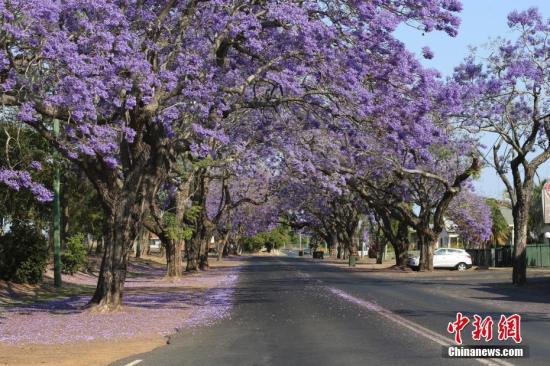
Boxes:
[241,235,264,253]
[240,225,292,253]
[0,221,49,284]
[61,233,87,274]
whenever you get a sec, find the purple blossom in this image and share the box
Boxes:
[18,103,38,123]
[507,7,542,28]
[103,156,119,169]
[125,95,137,109]
[448,191,492,244]
[422,46,434,59]
[0,169,53,201]
[122,127,136,143]
[29,161,42,170]
[0,0,471,304]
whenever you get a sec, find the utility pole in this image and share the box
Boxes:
[53,119,62,288]
[299,233,302,251]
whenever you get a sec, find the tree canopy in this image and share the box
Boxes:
[0,1,547,307]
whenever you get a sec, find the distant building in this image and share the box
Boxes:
[437,219,461,248]
[498,205,514,246]
[407,220,462,249]
[408,206,512,250]
[131,231,162,255]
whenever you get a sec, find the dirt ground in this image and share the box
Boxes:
[0,336,166,366]
[309,256,399,271]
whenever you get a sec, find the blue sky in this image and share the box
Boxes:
[394,0,550,199]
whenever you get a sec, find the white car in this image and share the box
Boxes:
[408,248,472,271]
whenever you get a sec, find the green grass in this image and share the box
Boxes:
[0,278,94,307]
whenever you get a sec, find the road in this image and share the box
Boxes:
[113,256,550,366]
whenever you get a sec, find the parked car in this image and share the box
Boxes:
[408,248,472,271]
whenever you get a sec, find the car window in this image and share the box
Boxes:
[435,249,447,255]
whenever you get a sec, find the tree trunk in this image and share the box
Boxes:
[327,236,337,257]
[135,239,141,259]
[418,230,435,271]
[176,240,183,272]
[393,240,408,267]
[512,194,530,285]
[144,232,151,255]
[165,239,175,277]
[223,239,231,256]
[135,228,144,259]
[164,239,183,278]
[88,239,96,255]
[86,166,160,311]
[393,223,409,267]
[186,238,200,271]
[187,167,209,271]
[218,232,229,261]
[217,243,224,261]
[199,238,209,270]
[96,236,104,254]
[167,187,188,276]
[89,210,137,311]
[376,241,386,264]
[349,234,359,257]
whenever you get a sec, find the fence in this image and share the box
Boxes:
[465,249,492,267]
[466,244,550,268]
[526,243,550,267]
[465,247,512,267]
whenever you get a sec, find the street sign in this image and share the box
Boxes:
[543,181,550,224]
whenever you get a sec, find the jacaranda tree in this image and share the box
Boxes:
[0,0,463,309]
[454,8,549,285]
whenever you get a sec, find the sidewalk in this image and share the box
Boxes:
[310,255,550,276]
[0,257,243,366]
[309,256,404,272]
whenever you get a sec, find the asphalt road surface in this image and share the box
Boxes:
[113,256,550,366]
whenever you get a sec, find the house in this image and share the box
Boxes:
[498,205,514,246]
[131,231,162,255]
[147,233,163,253]
[407,220,462,250]
[437,218,461,248]
[438,205,515,249]
[405,203,515,250]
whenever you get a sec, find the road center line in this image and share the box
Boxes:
[123,360,143,366]
[327,287,514,366]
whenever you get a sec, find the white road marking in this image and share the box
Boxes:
[328,287,515,366]
[124,360,143,366]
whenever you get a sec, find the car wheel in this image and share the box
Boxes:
[456,262,467,271]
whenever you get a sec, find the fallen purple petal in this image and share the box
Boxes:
[0,264,240,345]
